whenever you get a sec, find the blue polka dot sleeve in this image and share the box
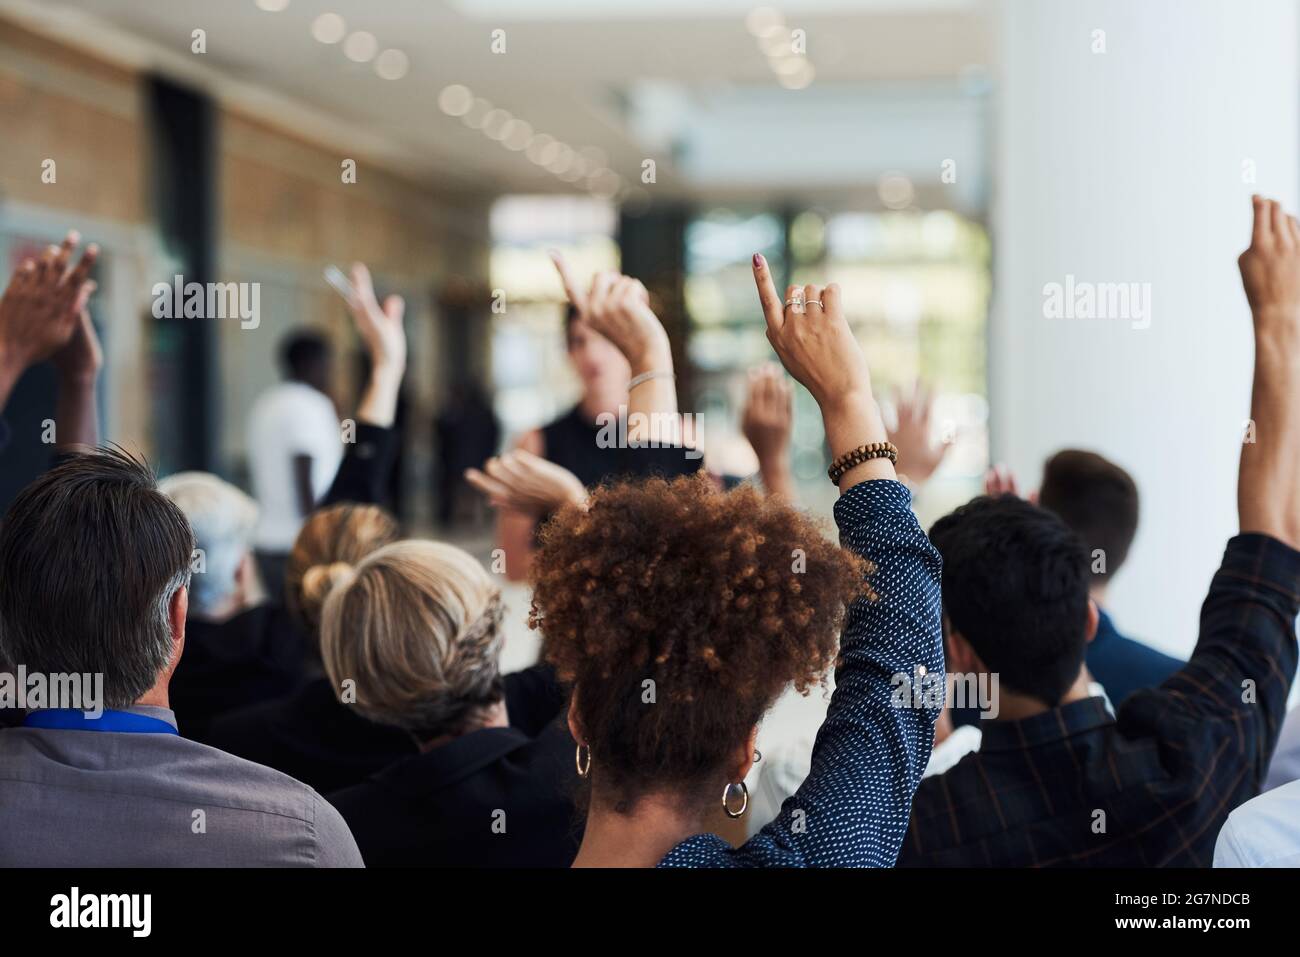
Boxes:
[659,479,945,867]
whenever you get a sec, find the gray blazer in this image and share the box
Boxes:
[0,706,363,867]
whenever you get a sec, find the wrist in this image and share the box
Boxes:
[370,361,405,389]
[56,367,99,390]
[626,343,670,374]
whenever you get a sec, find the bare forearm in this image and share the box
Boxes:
[626,344,682,445]
[758,454,798,501]
[821,392,896,493]
[1240,332,1300,548]
[0,350,20,415]
[355,363,402,427]
[54,375,98,450]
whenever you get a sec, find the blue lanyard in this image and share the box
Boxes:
[23,709,179,735]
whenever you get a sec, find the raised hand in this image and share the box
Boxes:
[749,256,871,412]
[583,271,671,374]
[750,253,891,489]
[984,464,1031,501]
[1237,195,1300,548]
[465,449,587,517]
[887,380,948,486]
[742,363,793,465]
[0,231,98,380]
[50,308,103,385]
[348,263,406,375]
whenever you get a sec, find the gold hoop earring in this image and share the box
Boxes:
[722,781,748,818]
[575,744,591,778]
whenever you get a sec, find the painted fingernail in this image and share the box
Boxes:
[753,253,763,268]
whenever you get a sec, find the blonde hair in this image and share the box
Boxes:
[319,540,505,736]
[285,503,399,638]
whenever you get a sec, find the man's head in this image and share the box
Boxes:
[279,328,332,393]
[1037,449,1139,585]
[158,471,257,621]
[929,495,1095,708]
[0,448,194,709]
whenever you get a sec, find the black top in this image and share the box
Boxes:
[900,533,1300,867]
[326,664,581,868]
[206,676,418,795]
[169,603,307,744]
[540,405,610,489]
[541,404,706,487]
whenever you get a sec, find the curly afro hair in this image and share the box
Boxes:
[529,472,871,813]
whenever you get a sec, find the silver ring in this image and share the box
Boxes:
[806,300,824,307]
[783,298,800,306]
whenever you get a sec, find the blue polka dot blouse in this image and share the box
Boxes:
[658,479,945,867]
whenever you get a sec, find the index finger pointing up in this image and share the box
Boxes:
[752,253,784,333]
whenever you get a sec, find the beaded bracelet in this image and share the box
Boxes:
[827,441,898,484]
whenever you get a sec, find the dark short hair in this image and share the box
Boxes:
[0,447,194,708]
[279,329,331,379]
[1037,449,1139,582]
[929,495,1090,706]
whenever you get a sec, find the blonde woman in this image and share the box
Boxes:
[322,540,581,868]
[207,503,417,793]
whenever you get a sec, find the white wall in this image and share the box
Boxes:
[992,0,1299,656]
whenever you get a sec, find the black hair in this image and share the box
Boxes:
[279,329,332,380]
[928,495,1090,706]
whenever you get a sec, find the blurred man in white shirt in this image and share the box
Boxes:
[247,329,342,600]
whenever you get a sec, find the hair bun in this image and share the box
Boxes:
[301,561,356,604]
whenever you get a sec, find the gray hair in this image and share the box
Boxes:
[158,471,257,617]
[0,447,195,709]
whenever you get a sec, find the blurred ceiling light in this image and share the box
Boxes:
[589,171,622,200]
[525,133,556,164]
[310,13,346,44]
[759,31,792,58]
[256,0,291,11]
[745,6,783,38]
[778,62,814,89]
[438,84,474,116]
[772,55,806,76]
[374,49,409,80]
[546,144,575,175]
[504,120,534,151]
[343,31,378,63]
[558,165,586,183]
[482,108,514,140]
[877,172,915,210]
[578,146,608,169]
[462,97,494,128]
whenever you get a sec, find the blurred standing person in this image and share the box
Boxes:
[494,254,635,581]
[247,329,342,600]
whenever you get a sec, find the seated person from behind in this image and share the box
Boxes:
[900,196,1300,867]
[324,541,581,867]
[205,503,418,794]
[0,448,361,866]
[989,449,1184,705]
[518,257,943,867]
[159,472,305,742]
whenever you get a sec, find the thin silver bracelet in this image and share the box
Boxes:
[627,369,675,392]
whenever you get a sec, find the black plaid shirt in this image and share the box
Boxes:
[899,533,1300,867]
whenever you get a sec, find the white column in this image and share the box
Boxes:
[992,0,1299,655]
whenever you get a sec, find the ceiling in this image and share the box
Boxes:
[2,0,994,206]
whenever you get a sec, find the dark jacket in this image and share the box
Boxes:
[326,664,581,868]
